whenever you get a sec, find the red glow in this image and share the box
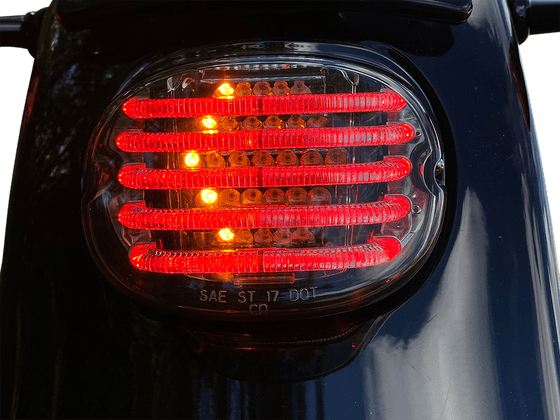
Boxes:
[115,124,415,152]
[118,195,411,230]
[118,157,411,190]
[121,90,406,119]
[129,237,401,274]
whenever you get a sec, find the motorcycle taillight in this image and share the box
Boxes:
[83,44,445,320]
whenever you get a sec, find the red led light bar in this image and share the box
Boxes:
[129,237,401,274]
[115,124,415,153]
[121,90,406,119]
[118,157,411,190]
[118,195,410,231]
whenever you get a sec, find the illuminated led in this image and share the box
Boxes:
[195,188,219,208]
[128,238,402,274]
[202,116,218,130]
[184,152,200,167]
[219,228,235,241]
[201,189,218,204]
[118,157,412,189]
[117,195,411,230]
[290,80,311,95]
[115,124,415,153]
[121,90,408,118]
[215,82,235,98]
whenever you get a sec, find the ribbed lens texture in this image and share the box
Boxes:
[129,238,401,274]
[115,124,415,153]
[114,77,418,276]
[122,91,406,119]
[118,195,411,230]
[118,158,411,189]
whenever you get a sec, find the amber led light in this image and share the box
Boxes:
[200,189,218,204]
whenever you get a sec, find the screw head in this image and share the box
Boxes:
[435,159,445,176]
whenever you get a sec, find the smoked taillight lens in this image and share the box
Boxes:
[83,44,445,320]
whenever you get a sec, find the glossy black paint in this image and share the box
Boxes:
[54,0,473,31]
[2,0,560,418]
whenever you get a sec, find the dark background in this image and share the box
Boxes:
[0,0,560,262]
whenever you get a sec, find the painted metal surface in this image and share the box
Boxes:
[1,0,559,418]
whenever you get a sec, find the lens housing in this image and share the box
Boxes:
[82,42,445,321]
